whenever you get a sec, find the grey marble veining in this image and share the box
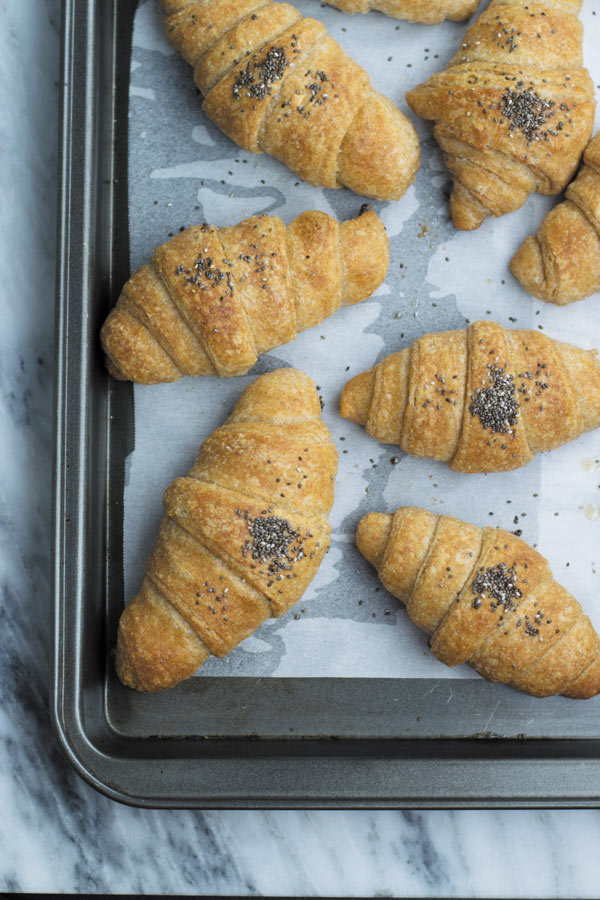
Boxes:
[4,0,600,895]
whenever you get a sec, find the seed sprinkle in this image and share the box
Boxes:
[470,364,519,435]
[233,46,289,101]
[176,256,234,295]
[238,511,310,578]
[499,84,558,143]
[472,562,522,611]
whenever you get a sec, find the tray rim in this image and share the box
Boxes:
[51,0,600,809]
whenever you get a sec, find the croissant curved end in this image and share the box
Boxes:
[510,236,551,301]
[116,581,210,692]
[339,368,375,425]
[338,94,421,202]
[100,307,182,384]
[339,210,389,306]
[449,187,488,232]
[228,367,322,424]
[562,655,600,699]
[356,512,391,568]
[114,628,145,691]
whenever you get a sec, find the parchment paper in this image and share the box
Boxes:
[124,0,600,678]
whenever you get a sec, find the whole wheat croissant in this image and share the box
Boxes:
[511,133,600,305]
[406,0,595,230]
[100,208,388,383]
[357,507,600,698]
[159,0,420,201]
[116,368,337,692]
[322,0,478,24]
[340,320,600,473]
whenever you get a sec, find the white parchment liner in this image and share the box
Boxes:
[123,0,600,678]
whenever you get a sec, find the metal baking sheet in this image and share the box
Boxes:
[52,0,600,808]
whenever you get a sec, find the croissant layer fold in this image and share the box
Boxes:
[406,0,595,229]
[159,0,420,200]
[357,507,600,698]
[115,368,338,692]
[340,321,600,473]
[100,209,388,384]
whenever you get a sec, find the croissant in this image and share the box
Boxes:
[322,0,478,24]
[158,0,420,201]
[340,320,600,473]
[406,0,595,230]
[357,507,600,698]
[511,133,600,305]
[100,208,388,383]
[115,368,337,692]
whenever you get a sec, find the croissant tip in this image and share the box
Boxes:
[450,195,487,231]
[260,366,319,398]
[340,369,374,425]
[405,87,418,111]
[337,92,420,202]
[510,237,552,301]
[104,355,128,382]
[115,627,147,692]
[356,512,391,568]
[561,654,600,699]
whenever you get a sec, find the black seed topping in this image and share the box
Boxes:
[242,513,307,576]
[176,256,234,294]
[470,364,519,435]
[233,47,289,101]
[472,562,522,612]
[499,85,557,143]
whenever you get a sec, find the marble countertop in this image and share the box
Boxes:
[3,0,600,895]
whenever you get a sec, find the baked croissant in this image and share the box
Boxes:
[357,507,600,698]
[340,320,600,473]
[100,208,388,383]
[511,133,600,305]
[406,0,595,230]
[322,0,478,24]
[158,0,420,201]
[116,368,337,692]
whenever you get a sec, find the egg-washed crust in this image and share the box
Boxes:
[340,321,600,474]
[357,507,600,698]
[115,368,338,693]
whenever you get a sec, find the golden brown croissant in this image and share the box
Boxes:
[158,0,420,201]
[511,132,600,304]
[357,507,600,698]
[322,0,477,24]
[406,0,595,229]
[100,208,388,383]
[116,368,337,692]
[340,320,600,473]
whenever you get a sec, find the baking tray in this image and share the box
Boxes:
[52,0,600,808]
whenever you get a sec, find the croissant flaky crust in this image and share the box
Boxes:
[340,320,600,473]
[322,0,478,24]
[511,133,600,305]
[158,0,420,201]
[406,0,595,230]
[100,209,388,383]
[116,368,337,692]
[357,507,600,698]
